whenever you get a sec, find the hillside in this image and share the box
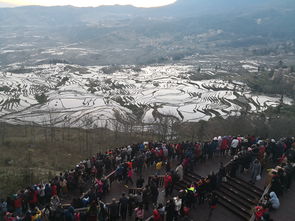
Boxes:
[1,0,295,204]
[1,56,294,130]
[0,0,295,66]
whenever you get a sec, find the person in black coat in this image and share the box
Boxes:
[128,194,136,217]
[136,176,145,188]
[229,158,238,178]
[108,198,119,221]
[142,186,150,210]
[165,199,176,221]
[119,193,128,220]
[207,172,217,192]
[208,139,218,160]
[217,162,226,186]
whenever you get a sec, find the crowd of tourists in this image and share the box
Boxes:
[253,141,295,221]
[140,137,295,221]
[0,136,294,221]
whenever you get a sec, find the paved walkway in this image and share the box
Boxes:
[270,182,295,221]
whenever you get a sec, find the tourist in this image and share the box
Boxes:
[13,195,22,217]
[220,137,229,156]
[108,198,119,221]
[165,199,176,221]
[150,181,159,205]
[218,162,227,184]
[152,208,161,221]
[164,173,173,197]
[207,192,218,220]
[268,192,280,210]
[250,159,262,184]
[119,193,128,220]
[229,156,238,178]
[142,186,150,210]
[208,137,218,159]
[125,168,134,186]
[49,195,61,215]
[134,204,144,221]
[230,137,239,156]
[64,206,75,221]
[136,176,145,188]
[0,137,293,221]
[254,204,268,221]
[175,164,184,181]
[157,203,165,220]
[197,178,206,205]
[173,196,182,219]
[207,172,217,192]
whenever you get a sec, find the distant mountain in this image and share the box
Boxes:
[156,0,295,17]
[0,0,294,66]
[0,2,16,8]
[1,0,295,25]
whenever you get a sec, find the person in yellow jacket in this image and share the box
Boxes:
[31,207,42,221]
[156,161,163,171]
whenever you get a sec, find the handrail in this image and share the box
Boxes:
[105,170,117,181]
[79,169,117,199]
[223,156,271,221]
[145,215,153,221]
[61,169,117,212]
[248,183,271,221]
[72,156,236,216]
[73,200,110,213]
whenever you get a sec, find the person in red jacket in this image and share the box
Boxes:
[220,137,229,156]
[255,204,268,221]
[164,173,173,197]
[14,195,22,217]
[152,209,161,221]
[51,183,57,196]
[29,189,38,208]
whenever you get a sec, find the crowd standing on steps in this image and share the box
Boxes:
[0,136,294,221]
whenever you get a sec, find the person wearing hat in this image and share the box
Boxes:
[268,192,280,210]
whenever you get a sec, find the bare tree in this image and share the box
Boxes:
[48,109,57,143]
[82,115,94,156]
[0,121,7,145]
[42,118,48,143]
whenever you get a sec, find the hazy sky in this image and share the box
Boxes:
[0,0,177,7]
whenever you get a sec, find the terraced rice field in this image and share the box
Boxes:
[0,63,292,129]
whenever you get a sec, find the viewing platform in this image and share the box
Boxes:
[73,155,274,221]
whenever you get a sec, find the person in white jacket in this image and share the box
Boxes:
[269,191,280,209]
[175,164,184,181]
[174,196,182,216]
